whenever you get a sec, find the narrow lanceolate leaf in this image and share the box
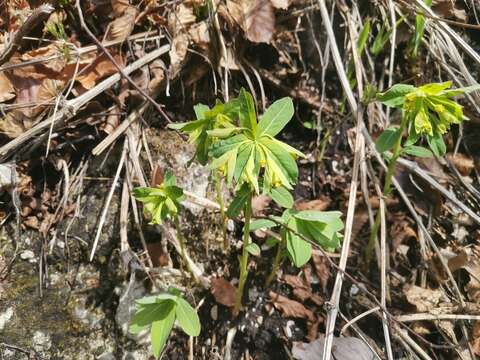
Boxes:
[427,133,446,156]
[375,127,402,153]
[150,306,176,358]
[403,145,433,158]
[376,84,415,108]
[227,183,250,218]
[239,88,257,133]
[257,97,294,137]
[175,297,201,337]
[268,186,294,209]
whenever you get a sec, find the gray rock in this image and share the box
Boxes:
[0,306,14,331]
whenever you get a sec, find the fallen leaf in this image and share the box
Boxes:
[432,0,466,21]
[270,0,289,9]
[311,253,330,292]
[77,53,124,90]
[104,6,137,42]
[226,0,275,43]
[283,274,323,306]
[244,0,275,43]
[404,285,443,312]
[0,73,15,102]
[146,242,169,267]
[472,321,480,356]
[295,196,331,211]
[211,277,236,307]
[188,21,210,50]
[269,290,315,321]
[447,153,474,176]
[292,336,376,360]
[390,217,417,251]
[111,0,130,16]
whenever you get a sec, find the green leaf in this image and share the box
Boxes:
[357,19,370,54]
[129,300,175,334]
[403,145,433,157]
[206,127,239,138]
[376,84,415,108]
[427,133,446,156]
[246,242,261,256]
[293,210,343,226]
[412,0,432,58]
[268,186,294,208]
[286,231,311,267]
[265,236,279,247]
[194,103,210,119]
[239,88,257,133]
[376,127,402,153]
[256,97,294,137]
[150,306,176,358]
[226,183,250,218]
[249,219,277,231]
[175,297,201,337]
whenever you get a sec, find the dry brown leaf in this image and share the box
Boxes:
[270,0,289,9]
[188,21,210,49]
[293,336,376,360]
[146,242,169,267]
[447,153,474,176]
[148,59,166,93]
[311,253,330,292]
[283,274,323,306]
[77,53,123,90]
[211,277,236,307]
[295,196,331,211]
[432,0,466,21]
[0,73,15,102]
[104,6,137,43]
[472,321,480,356]
[111,0,130,16]
[390,217,417,251]
[404,285,443,312]
[226,0,275,43]
[244,0,275,43]
[269,290,315,321]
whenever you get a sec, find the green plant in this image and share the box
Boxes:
[168,99,240,250]
[133,171,193,275]
[208,89,306,312]
[129,287,200,358]
[368,81,474,260]
[411,0,432,58]
[250,209,344,286]
[45,20,71,60]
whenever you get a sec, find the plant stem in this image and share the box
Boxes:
[265,232,285,287]
[366,117,408,262]
[174,216,194,277]
[214,171,229,251]
[234,193,253,314]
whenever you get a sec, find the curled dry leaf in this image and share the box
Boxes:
[404,285,443,312]
[211,277,236,307]
[252,194,271,216]
[472,321,480,356]
[146,242,169,267]
[447,152,474,176]
[432,0,466,22]
[104,6,138,43]
[269,290,315,322]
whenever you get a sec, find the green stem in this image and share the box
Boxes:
[174,216,194,277]
[366,116,408,262]
[265,232,285,287]
[214,171,229,251]
[234,193,253,314]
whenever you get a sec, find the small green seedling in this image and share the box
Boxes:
[369,81,475,259]
[250,209,344,286]
[168,99,240,250]
[133,171,193,275]
[129,288,200,358]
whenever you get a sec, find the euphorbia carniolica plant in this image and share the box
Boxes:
[369,81,476,259]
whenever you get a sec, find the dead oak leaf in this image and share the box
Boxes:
[226,0,275,43]
[270,0,289,9]
[211,277,236,307]
[76,53,124,90]
[0,73,15,102]
[104,6,137,43]
[269,290,315,322]
[111,0,130,17]
[447,152,474,176]
[295,196,331,211]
